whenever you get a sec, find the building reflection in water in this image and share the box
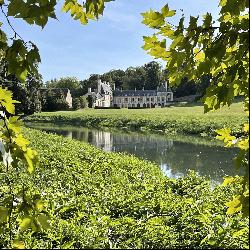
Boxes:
[65,129,174,155]
[26,123,240,183]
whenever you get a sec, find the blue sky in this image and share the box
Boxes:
[2,0,219,82]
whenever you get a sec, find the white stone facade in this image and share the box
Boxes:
[113,89,173,108]
[86,80,173,108]
[65,89,73,108]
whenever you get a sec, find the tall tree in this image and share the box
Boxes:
[123,66,146,90]
[46,76,84,97]
[46,76,81,91]
[144,61,163,90]
[172,77,197,98]
[102,69,125,89]
[80,74,100,94]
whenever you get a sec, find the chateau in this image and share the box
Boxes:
[86,79,174,108]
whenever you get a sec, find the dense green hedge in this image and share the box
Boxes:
[1,128,247,249]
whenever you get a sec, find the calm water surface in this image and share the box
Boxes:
[26,123,241,183]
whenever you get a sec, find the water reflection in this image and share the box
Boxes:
[26,123,241,183]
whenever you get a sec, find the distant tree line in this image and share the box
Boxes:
[76,61,210,98]
[1,60,211,115]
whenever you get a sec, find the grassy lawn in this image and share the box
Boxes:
[33,102,245,117]
[25,102,247,136]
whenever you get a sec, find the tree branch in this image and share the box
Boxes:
[0,6,25,42]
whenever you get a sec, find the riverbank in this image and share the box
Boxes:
[3,127,247,249]
[25,122,240,182]
[24,103,247,137]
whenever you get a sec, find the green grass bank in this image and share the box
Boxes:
[25,103,247,137]
[1,128,247,249]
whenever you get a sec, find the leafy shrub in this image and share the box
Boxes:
[41,89,69,111]
[72,97,81,110]
[0,128,247,249]
[72,96,88,110]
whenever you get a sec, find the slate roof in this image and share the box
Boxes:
[113,90,158,97]
[101,83,112,95]
[96,93,102,99]
[92,81,171,99]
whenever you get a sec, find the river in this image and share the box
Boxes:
[25,122,241,183]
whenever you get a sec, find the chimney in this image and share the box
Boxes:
[142,87,144,91]
[135,87,136,91]
[113,83,116,90]
[97,79,102,93]
[165,81,168,91]
[88,87,92,93]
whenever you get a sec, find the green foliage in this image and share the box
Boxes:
[1,0,103,246]
[142,1,249,110]
[141,1,249,216]
[72,96,88,110]
[62,0,114,25]
[1,0,249,247]
[40,89,70,112]
[5,40,41,83]
[0,64,43,115]
[0,128,247,249]
[7,0,57,27]
[25,102,247,137]
[80,61,165,93]
[45,77,81,93]
[0,87,47,248]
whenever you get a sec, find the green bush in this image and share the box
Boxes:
[0,128,247,249]
[41,89,69,111]
[72,97,81,110]
[72,96,88,110]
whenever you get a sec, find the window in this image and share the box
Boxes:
[147,98,150,102]
[151,97,154,102]
[162,97,165,102]
[132,98,134,102]
[125,98,128,102]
